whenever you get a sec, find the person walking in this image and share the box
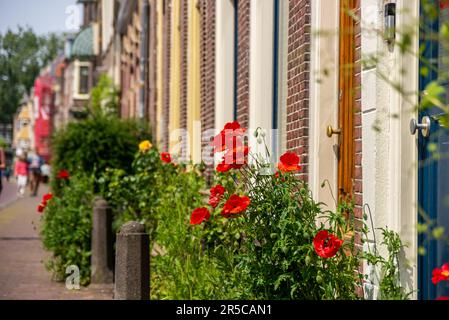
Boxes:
[28,152,43,196]
[40,162,51,184]
[14,154,28,197]
[0,146,5,197]
[4,165,11,182]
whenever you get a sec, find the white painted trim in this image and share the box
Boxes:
[395,0,419,298]
[249,0,274,157]
[359,0,418,298]
[274,0,289,160]
[309,0,339,210]
[215,0,235,131]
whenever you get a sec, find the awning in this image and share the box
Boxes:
[71,26,94,58]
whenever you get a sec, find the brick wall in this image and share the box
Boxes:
[353,4,363,295]
[235,0,251,128]
[353,0,363,217]
[285,0,362,211]
[286,0,311,182]
[179,0,188,159]
[148,0,158,138]
[162,0,172,152]
[200,0,216,179]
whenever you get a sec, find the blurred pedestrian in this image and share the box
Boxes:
[0,146,5,197]
[14,154,28,197]
[40,162,51,184]
[28,152,43,196]
[4,166,11,182]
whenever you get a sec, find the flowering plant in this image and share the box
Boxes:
[191,122,409,300]
[431,263,449,300]
[188,122,360,299]
[37,193,53,213]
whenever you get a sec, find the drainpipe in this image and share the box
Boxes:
[138,0,149,120]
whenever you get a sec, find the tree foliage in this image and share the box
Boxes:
[0,26,64,122]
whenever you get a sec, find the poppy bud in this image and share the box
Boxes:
[305,255,311,265]
[253,129,259,138]
[316,274,323,283]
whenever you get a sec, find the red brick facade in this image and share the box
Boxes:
[235,0,251,128]
[148,0,158,138]
[145,0,362,211]
[200,0,216,179]
[353,0,363,217]
[180,0,189,159]
[286,0,311,182]
[162,0,172,152]
[285,0,363,211]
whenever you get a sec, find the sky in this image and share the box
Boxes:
[0,0,81,35]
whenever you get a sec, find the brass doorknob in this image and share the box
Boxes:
[326,125,341,137]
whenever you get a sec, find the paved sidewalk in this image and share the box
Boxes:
[0,185,113,300]
[0,180,18,210]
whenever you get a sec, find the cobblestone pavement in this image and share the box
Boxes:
[0,184,113,300]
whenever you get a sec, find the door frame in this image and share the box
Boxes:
[337,0,356,199]
[309,0,340,210]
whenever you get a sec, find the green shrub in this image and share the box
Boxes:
[90,74,120,117]
[51,114,150,193]
[41,174,94,286]
[99,148,242,299]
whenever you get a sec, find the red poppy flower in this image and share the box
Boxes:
[57,169,70,179]
[436,296,449,300]
[190,207,211,225]
[277,152,301,173]
[216,162,232,173]
[161,152,172,163]
[432,263,449,285]
[37,203,45,213]
[42,193,53,204]
[211,121,246,153]
[221,194,251,218]
[224,121,242,131]
[223,145,249,165]
[216,160,245,173]
[313,230,343,259]
[209,185,226,208]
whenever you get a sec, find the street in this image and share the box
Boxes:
[0,179,113,300]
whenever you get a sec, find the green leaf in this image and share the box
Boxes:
[432,226,445,239]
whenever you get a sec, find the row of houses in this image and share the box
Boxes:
[12,0,449,300]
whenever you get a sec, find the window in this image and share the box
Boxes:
[79,66,89,94]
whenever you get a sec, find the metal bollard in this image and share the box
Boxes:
[114,221,149,300]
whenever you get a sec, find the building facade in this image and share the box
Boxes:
[50,0,448,300]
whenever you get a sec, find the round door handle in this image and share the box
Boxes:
[327,125,341,137]
[410,116,431,137]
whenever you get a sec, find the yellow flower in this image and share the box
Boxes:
[139,140,152,152]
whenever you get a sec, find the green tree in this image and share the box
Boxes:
[0,26,64,123]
